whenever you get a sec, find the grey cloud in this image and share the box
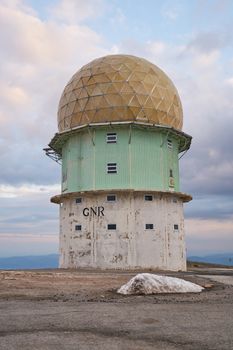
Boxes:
[187,31,233,53]
[0,142,60,186]
[0,195,58,235]
[180,111,233,197]
[184,195,233,220]
[179,105,233,221]
[186,235,233,256]
[0,213,55,224]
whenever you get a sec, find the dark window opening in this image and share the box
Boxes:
[145,224,154,230]
[170,169,173,177]
[145,195,153,201]
[108,224,116,230]
[106,133,117,143]
[167,139,173,149]
[76,197,82,204]
[174,224,179,230]
[75,225,82,231]
[107,163,117,174]
[107,194,116,202]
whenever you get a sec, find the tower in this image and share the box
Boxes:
[45,54,192,271]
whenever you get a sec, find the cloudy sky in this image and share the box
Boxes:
[0,0,232,257]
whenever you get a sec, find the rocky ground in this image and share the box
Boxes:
[0,267,232,350]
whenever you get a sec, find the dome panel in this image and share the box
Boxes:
[58,54,183,131]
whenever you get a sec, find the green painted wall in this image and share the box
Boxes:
[61,126,180,193]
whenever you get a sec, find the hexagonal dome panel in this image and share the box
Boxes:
[58,54,183,132]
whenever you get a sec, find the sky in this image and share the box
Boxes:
[0,0,233,257]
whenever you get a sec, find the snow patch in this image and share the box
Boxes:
[117,273,204,295]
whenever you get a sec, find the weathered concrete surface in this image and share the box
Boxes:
[60,192,186,270]
[0,268,232,350]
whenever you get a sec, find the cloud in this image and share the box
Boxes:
[186,217,233,255]
[0,184,60,198]
[187,31,233,54]
[0,184,59,257]
[109,7,126,25]
[162,6,179,20]
[0,183,59,258]
[0,0,111,188]
[50,0,105,24]
[0,233,58,257]
[184,196,233,220]
[226,77,233,86]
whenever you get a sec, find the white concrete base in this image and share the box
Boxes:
[59,192,187,271]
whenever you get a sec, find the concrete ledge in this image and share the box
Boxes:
[51,189,192,204]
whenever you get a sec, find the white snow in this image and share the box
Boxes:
[117,273,204,295]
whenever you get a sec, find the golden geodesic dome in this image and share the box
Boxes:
[58,54,183,132]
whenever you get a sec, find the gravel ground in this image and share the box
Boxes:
[0,268,232,350]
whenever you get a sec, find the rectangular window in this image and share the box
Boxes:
[167,139,173,149]
[174,224,179,231]
[107,194,116,202]
[145,195,153,201]
[75,225,82,231]
[107,163,117,174]
[170,169,173,177]
[75,197,82,204]
[145,224,154,230]
[108,224,116,230]
[106,133,117,143]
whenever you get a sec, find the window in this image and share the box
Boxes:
[170,169,173,177]
[75,197,82,204]
[167,139,173,149]
[106,133,117,143]
[108,224,116,230]
[145,195,153,201]
[173,198,177,203]
[75,225,82,231]
[107,194,116,202]
[145,224,154,230]
[174,224,179,231]
[107,163,117,174]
